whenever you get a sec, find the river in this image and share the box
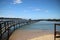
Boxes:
[19,21,60,31]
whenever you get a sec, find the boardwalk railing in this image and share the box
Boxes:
[0,18,38,40]
[0,21,31,40]
[54,24,60,40]
[0,18,28,40]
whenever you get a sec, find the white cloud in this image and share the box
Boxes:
[13,0,22,4]
[28,7,41,11]
[23,7,48,13]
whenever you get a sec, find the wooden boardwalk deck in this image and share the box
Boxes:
[9,30,54,40]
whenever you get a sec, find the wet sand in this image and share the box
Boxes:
[9,29,60,40]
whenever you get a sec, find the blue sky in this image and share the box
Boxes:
[0,0,60,19]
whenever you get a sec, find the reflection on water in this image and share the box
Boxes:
[19,21,60,31]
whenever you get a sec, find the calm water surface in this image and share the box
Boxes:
[19,21,60,31]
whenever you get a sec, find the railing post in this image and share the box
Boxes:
[54,24,56,40]
[13,25,16,31]
[7,28,9,40]
[4,22,6,31]
[19,23,21,27]
[0,24,2,40]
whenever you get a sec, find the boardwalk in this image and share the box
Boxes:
[0,18,39,40]
[9,30,54,40]
[0,18,60,40]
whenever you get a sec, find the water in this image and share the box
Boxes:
[19,21,60,31]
